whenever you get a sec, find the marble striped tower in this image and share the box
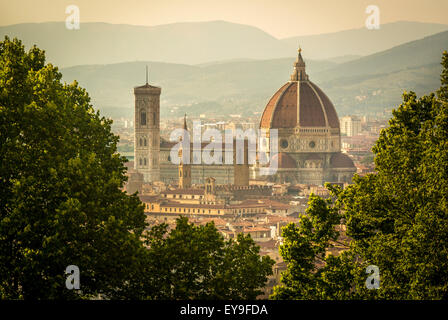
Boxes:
[134,68,161,182]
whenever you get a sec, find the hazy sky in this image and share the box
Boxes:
[1,0,447,38]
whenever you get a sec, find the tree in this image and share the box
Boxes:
[342,51,448,299]
[438,50,448,101]
[360,154,374,166]
[271,192,362,300]
[0,37,148,299]
[272,51,448,300]
[131,217,275,300]
[0,37,274,299]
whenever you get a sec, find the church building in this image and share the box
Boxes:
[254,48,356,184]
[132,49,355,186]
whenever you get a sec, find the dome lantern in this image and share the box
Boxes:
[290,47,309,82]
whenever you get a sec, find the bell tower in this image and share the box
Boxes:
[134,67,161,182]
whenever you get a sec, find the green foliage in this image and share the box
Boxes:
[438,50,448,101]
[0,36,149,299]
[272,51,448,300]
[131,217,275,300]
[271,193,346,299]
[360,154,374,166]
[0,37,275,300]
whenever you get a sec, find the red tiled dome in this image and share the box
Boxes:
[271,152,297,169]
[260,50,340,130]
[330,153,355,168]
[260,81,340,129]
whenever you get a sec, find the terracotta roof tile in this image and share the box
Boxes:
[259,58,340,130]
[271,152,297,169]
[163,188,205,195]
[330,153,355,168]
[299,82,327,127]
[271,82,297,128]
[308,82,340,129]
[260,82,290,128]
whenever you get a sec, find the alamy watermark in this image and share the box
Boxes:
[65,265,80,290]
[365,5,380,30]
[365,265,380,289]
[65,5,80,30]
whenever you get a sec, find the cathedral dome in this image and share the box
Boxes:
[330,153,355,168]
[260,49,339,129]
[271,152,297,169]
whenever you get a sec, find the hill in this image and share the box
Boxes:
[2,20,447,67]
[317,62,442,116]
[282,21,448,59]
[61,58,336,118]
[59,30,448,119]
[0,21,293,67]
[313,30,448,81]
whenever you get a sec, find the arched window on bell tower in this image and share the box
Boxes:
[140,111,146,126]
[139,138,143,146]
[144,138,147,146]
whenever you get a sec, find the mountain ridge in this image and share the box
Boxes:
[281,20,448,59]
[2,20,448,67]
[59,29,447,119]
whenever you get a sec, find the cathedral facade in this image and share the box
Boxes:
[133,49,355,186]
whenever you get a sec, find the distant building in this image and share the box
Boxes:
[139,180,292,218]
[340,116,362,136]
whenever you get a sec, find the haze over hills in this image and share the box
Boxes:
[313,30,448,81]
[0,21,293,67]
[308,29,447,113]
[1,20,448,67]
[282,21,448,59]
[3,19,446,119]
[61,58,337,119]
[60,30,448,120]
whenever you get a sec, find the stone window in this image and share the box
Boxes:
[140,111,146,126]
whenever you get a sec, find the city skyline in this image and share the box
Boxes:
[1,0,448,304]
